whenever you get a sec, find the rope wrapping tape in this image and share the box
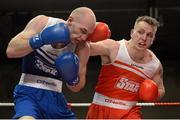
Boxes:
[1,102,180,107]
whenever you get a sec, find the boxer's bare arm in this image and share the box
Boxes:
[90,39,118,64]
[90,39,118,57]
[6,15,48,58]
[152,63,165,100]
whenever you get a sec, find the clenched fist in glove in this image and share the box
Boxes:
[139,79,159,102]
[87,22,111,42]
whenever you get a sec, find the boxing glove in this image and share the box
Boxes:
[29,22,70,49]
[87,22,111,42]
[55,51,79,86]
[139,79,158,102]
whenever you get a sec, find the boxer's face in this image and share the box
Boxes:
[67,16,95,44]
[70,21,89,44]
[131,21,156,49]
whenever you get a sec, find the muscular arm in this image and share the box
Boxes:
[66,42,90,92]
[90,39,110,56]
[90,39,118,64]
[6,15,48,58]
[152,62,165,100]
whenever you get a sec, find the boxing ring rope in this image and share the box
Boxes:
[1,102,180,107]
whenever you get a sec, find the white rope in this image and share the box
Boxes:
[0,103,14,107]
[69,103,91,107]
[136,102,155,106]
[1,102,180,107]
[0,103,92,107]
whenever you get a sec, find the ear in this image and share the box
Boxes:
[150,40,153,45]
[151,37,155,45]
[67,16,73,25]
[130,29,134,38]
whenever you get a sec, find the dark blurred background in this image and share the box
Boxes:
[0,0,180,119]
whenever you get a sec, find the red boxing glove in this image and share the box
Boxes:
[87,22,111,42]
[139,79,158,102]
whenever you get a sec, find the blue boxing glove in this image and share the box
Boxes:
[29,22,70,49]
[55,51,79,86]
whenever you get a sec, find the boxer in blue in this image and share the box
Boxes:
[6,7,96,119]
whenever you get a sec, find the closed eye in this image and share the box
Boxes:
[81,28,88,35]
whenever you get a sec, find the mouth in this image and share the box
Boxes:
[138,42,146,47]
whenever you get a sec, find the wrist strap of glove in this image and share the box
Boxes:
[67,77,80,86]
[29,34,43,49]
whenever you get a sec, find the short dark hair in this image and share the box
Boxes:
[134,16,160,28]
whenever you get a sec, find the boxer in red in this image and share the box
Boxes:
[87,16,165,119]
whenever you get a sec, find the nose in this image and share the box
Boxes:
[142,34,147,41]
